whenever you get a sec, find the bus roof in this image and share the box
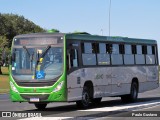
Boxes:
[13,33,157,45]
[65,33,157,45]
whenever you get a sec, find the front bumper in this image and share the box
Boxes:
[10,91,66,102]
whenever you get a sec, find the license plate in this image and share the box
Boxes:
[30,98,39,102]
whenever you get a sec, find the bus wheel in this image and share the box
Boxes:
[121,82,138,103]
[34,103,47,110]
[76,86,91,108]
[92,98,102,105]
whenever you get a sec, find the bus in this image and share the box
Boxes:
[9,32,159,109]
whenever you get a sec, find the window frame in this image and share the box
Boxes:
[67,39,158,69]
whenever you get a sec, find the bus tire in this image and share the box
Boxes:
[34,103,47,110]
[121,82,138,103]
[76,86,91,108]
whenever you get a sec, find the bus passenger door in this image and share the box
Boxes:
[67,48,79,69]
[67,47,82,101]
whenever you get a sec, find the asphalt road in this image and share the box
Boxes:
[0,85,160,120]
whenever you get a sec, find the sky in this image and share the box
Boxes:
[0,0,160,57]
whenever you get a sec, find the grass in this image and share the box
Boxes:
[1,67,9,75]
[0,67,9,94]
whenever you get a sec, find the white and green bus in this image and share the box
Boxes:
[10,32,159,109]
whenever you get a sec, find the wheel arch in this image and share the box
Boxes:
[83,80,94,98]
[131,77,139,92]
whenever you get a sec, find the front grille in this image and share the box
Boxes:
[16,81,56,87]
[20,94,49,101]
[14,76,61,87]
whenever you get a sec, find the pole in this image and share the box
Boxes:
[109,0,112,36]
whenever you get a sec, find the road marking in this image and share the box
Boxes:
[17,100,160,120]
[91,102,160,120]
[134,104,160,111]
[79,100,160,112]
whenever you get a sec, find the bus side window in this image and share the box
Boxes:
[152,46,155,55]
[67,48,78,71]
[70,49,78,67]
[106,44,112,54]
[97,43,110,65]
[135,45,145,64]
[82,42,96,66]
[146,45,156,64]
[142,45,147,54]
[132,45,137,54]
[119,44,125,54]
[124,44,134,65]
[152,46,157,64]
[111,44,123,65]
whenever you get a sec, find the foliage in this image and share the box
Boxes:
[0,13,60,74]
[0,35,10,66]
[0,13,46,74]
[0,13,45,47]
[0,36,8,47]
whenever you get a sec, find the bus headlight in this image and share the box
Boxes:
[10,81,18,93]
[53,81,64,92]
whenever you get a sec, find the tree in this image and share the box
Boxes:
[0,13,45,74]
[0,13,45,47]
[0,36,8,74]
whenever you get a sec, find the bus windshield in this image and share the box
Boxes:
[11,37,63,81]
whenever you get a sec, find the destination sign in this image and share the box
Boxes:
[14,37,62,45]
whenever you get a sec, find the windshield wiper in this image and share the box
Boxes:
[34,45,51,79]
[23,46,35,71]
[40,45,51,58]
[23,46,30,57]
